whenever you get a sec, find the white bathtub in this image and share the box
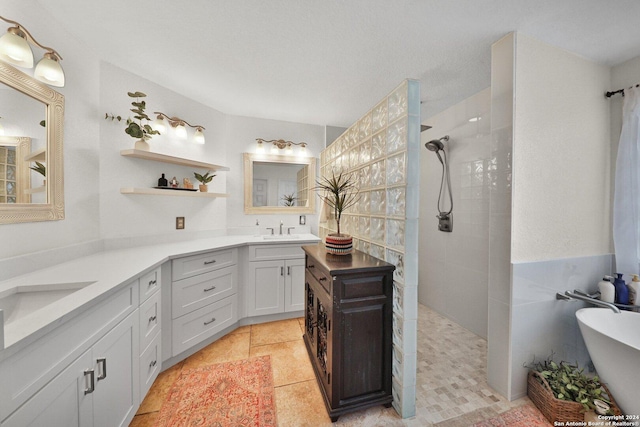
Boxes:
[576,308,640,416]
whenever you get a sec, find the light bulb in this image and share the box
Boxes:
[153,116,166,133]
[285,143,293,155]
[175,123,187,139]
[194,127,205,144]
[298,144,307,157]
[0,28,33,68]
[256,141,265,154]
[270,143,278,154]
[34,52,65,87]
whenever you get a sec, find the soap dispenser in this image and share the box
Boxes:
[613,273,629,305]
[628,274,640,306]
[597,276,615,303]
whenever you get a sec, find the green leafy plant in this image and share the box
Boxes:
[527,357,613,413]
[193,171,216,184]
[281,193,297,207]
[105,91,160,141]
[314,170,359,236]
[30,161,46,177]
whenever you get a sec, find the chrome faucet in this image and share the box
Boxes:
[556,290,621,313]
[279,220,284,235]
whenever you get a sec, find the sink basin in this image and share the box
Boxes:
[0,282,95,327]
[262,234,300,240]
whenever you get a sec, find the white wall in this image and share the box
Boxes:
[419,88,491,339]
[1,0,102,260]
[512,33,612,262]
[223,115,324,234]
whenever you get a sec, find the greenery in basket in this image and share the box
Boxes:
[281,193,297,207]
[314,170,359,236]
[104,91,160,141]
[527,358,612,414]
[30,161,46,177]
[193,171,216,185]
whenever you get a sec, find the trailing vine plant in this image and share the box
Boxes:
[105,91,160,141]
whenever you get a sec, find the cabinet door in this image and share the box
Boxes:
[92,312,140,427]
[1,350,93,427]
[284,258,306,312]
[246,260,285,316]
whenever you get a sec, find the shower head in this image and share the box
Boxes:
[424,135,449,152]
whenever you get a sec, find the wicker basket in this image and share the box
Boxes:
[527,370,622,424]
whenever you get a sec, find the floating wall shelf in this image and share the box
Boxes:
[120,149,229,171]
[120,188,228,198]
[24,148,46,162]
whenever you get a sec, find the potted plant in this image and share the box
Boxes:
[314,170,359,255]
[194,171,216,192]
[105,91,160,151]
[281,192,297,207]
[526,358,619,423]
[30,161,46,185]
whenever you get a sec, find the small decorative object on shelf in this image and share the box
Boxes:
[194,170,216,193]
[314,171,359,255]
[170,176,179,188]
[105,91,160,151]
[157,173,168,187]
[183,177,193,189]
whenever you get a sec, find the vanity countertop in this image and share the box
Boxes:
[0,233,320,358]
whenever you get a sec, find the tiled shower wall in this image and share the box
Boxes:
[318,80,421,417]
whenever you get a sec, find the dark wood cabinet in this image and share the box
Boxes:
[302,244,395,422]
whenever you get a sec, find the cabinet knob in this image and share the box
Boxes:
[84,369,95,395]
[96,357,107,381]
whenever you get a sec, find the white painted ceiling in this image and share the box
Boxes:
[36,0,640,127]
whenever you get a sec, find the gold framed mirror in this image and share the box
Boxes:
[0,60,64,224]
[243,153,316,215]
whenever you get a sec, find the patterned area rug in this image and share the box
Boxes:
[157,356,277,427]
[472,405,552,426]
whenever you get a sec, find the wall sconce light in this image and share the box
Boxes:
[0,16,65,87]
[153,112,205,144]
[256,138,307,156]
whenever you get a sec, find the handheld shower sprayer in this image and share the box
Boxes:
[424,135,453,232]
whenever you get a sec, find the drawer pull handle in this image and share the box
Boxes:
[204,317,216,326]
[287,266,291,275]
[204,259,217,265]
[307,264,315,268]
[149,315,157,322]
[149,360,157,368]
[84,369,95,394]
[148,279,157,287]
[319,277,327,282]
[96,358,107,380]
[281,266,284,276]
[204,286,216,292]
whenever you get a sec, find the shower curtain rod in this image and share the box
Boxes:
[605,83,639,98]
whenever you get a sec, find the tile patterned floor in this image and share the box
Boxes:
[130,305,530,426]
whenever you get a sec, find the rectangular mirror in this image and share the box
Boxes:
[0,61,64,224]
[243,153,316,214]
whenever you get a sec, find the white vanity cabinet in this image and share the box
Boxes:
[0,282,140,427]
[171,248,238,356]
[246,244,306,316]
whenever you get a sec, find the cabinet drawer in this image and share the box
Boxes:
[172,294,237,356]
[139,331,161,400]
[139,267,161,304]
[172,265,237,319]
[139,290,161,353]
[248,244,304,261]
[172,248,237,281]
[306,263,331,295]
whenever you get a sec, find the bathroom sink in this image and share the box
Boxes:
[0,282,96,327]
[262,234,300,240]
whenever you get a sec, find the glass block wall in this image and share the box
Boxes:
[318,79,420,417]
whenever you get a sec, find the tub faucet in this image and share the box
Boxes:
[556,290,621,313]
[279,220,284,235]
